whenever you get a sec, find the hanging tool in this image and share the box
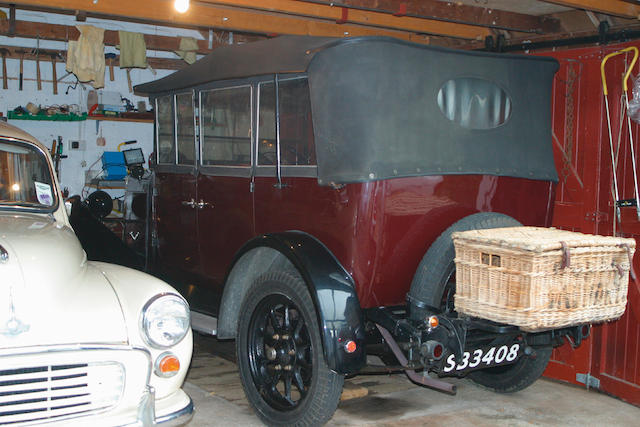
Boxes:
[51,136,67,180]
[105,53,116,81]
[50,52,58,95]
[34,36,41,90]
[117,140,137,151]
[0,48,8,89]
[126,68,133,93]
[16,49,25,90]
[96,125,105,146]
[601,46,640,222]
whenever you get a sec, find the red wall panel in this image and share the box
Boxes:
[541,41,640,406]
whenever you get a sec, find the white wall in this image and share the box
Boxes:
[0,8,208,197]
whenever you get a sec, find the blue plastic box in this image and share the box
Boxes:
[101,151,128,180]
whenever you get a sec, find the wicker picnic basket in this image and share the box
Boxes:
[452,227,635,332]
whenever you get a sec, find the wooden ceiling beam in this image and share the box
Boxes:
[5,0,431,42]
[542,0,640,19]
[335,0,562,34]
[200,0,490,39]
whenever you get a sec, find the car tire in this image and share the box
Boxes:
[408,212,552,393]
[467,346,552,393]
[236,271,344,426]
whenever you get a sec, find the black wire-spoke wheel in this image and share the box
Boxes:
[440,267,456,315]
[248,294,312,410]
[237,271,344,426]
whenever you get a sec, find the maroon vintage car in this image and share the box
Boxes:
[136,36,583,425]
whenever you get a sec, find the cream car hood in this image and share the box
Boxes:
[0,212,128,348]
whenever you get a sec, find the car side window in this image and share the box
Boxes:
[156,95,175,164]
[200,86,252,166]
[258,78,316,166]
[176,92,195,165]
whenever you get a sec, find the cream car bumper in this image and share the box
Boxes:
[140,387,194,426]
[0,346,192,426]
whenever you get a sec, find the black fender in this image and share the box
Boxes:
[220,231,366,375]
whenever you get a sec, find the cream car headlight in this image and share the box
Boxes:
[141,294,190,348]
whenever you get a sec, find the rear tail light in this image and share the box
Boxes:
[422,340,444,361]
[344,340,357,354]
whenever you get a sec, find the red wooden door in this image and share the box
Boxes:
[544,50,594,385]
[542,42,640,406]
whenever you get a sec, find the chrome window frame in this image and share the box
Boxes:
[151,73,318,179]
[154,94,178,173]
[0,137,60,214]
[175,91,197,168]
[198,83,253,178]
[255,74,317,179]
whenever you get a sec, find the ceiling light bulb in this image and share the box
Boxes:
[174,0,189,13]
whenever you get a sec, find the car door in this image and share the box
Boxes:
[153,92,199,287]
[196,83,255,302]
[252,76,343,248]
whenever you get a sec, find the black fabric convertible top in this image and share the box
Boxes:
[136,36,559,184]
[135,36,335,95]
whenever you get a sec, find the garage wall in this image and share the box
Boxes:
[540,41,640,407]
[0,8,204,197]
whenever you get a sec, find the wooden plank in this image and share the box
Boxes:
[0,45,187,70]
[340,0,562,34]
[6,0,430,42]
[543,0,640,19]
[0,19,262,54]
[200,0,490,39]
[553,202,584,229]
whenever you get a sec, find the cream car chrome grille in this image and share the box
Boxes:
[0,362,124,424]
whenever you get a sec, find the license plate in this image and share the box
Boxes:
[441,343,522,374]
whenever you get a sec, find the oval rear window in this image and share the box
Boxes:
[437,77,511,129]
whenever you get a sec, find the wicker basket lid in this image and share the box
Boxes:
[452,226,636,253]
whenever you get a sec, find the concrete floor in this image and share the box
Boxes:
[183,333,640,426]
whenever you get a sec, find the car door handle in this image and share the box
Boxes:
[181,199,196,208]
[196,200,211,209]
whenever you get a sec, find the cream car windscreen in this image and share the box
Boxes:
[0,140,56,209]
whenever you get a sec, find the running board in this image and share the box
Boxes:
[191,311,218,336]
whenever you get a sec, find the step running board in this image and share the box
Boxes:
[191,311,218,336]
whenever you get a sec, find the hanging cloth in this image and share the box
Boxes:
[117,31,147,68]
[66,25,105,89]
[175,37,199,65]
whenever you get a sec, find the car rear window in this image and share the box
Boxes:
[437,77,511,130]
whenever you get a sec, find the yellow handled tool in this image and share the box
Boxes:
[601,46,638,95]
[601,46,640,223]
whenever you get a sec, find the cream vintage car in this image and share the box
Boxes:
[0,121,193,426]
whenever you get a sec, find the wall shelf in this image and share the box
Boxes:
[8,112,87,121]
[7,113,153,123]
[88,116,153,123]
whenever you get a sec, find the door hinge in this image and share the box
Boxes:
[576,373,600,389]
